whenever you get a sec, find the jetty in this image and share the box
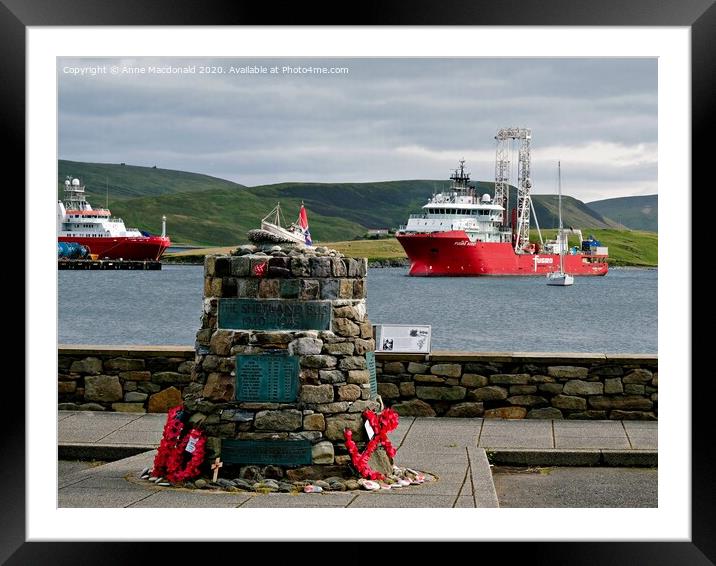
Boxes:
[57,259,162,270]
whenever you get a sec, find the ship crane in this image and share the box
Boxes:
[494,127,534,253]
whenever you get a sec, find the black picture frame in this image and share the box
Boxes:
[10,0,706,562]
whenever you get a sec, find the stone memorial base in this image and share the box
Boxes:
[184,243,387,481]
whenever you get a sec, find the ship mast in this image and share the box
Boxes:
[558,161,564,273]
[494,127,533,253]
[63,176,90,210]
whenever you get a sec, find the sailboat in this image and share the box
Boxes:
[546,162,575,287]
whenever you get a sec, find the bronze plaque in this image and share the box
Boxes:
[366,351,377,396]
[218,298,331,331]
[221,439,312,466]
[236,353,299,402]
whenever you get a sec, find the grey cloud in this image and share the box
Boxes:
[58,57,657,201]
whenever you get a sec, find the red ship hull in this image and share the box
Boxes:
[396,231,608,276]
[58,235,171,260]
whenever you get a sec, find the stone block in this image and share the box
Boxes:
[527,407,563,419]
[338,384,361,401]
[461,374,488,388]
[288,337,323,356]
[303,413,326,431]
[538,383,564,394]
[588,396,653,410]
[509,385,537,395]
[563,380,604,396]
[623,369,653,384]
[300,384,334,404]
[415,374,445,384]
[624,384,645,395]
[551,395,587,411]
[604,378,624,395]
[279,279,300,299]
[325,414,363,441]
[202,373,235,402]
[444,402,484,417]
[153,371,192,384]
[377,383,400,399]
[300,355,337,369]
[430,364,462,378]
[407,362,429,374]
[489,373,530,385]
[548,366,588,379]
[392,399,436,417]
[415,386,466,401]
[467,386,508,401]
[309,257,332,278]
[339,356,367,371]
[258,278,280,298]
[124,391,148,402]
[290,257,310,277]
[254,409,302,431]
[312,441,335,464]
[322,342,355,356]
[318,369,346,384]
[484,407,527,419]
[399,381,416,397]
[111,403,146,413]
[353,339,374,355]
[58,381,77,394]
[148,386,183,413]
[507,395,548,407]
[353,279,366,299]
[84,375,123,402]
[230,256,251,276]
[69,357,103,374]
[333,317,360,337]
[336,279,352,299]
[382,361,406,374]
[347,370,370,384]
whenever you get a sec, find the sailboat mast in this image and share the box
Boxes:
[558,161,564,273]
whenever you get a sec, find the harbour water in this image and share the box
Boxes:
[58,265,657,353]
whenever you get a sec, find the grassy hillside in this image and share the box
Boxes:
[166,230,657,267]
[59,160,245,201]
[57,160,632,246]
[532,229,657,267]
[587,194,657,232]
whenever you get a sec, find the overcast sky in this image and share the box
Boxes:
[58,57,656,202]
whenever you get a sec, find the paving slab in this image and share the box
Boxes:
[555,436,631,449]
[347,494,457,508]
[129,490,252,508]
[479,435,555,449]
[239,493,356,508]
[58,487,157,508]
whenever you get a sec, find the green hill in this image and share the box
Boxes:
[586,195,657,232]
[57,160,629,246]
[58,160,246,201]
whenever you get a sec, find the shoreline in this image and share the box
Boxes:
[161,256,657,269]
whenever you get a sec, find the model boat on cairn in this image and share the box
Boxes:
[395,128,608,277]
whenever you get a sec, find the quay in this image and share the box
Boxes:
[58,259,162,270]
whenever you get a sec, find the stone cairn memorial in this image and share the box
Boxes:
[140,240,430,493]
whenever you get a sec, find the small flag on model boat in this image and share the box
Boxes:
[299,203,312,246]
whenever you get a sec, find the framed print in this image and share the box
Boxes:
[10,0,708,562]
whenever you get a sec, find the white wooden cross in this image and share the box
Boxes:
[211,457,223,482]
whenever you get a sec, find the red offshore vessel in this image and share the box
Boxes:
[57,176,170,260]
[395,128,608,277]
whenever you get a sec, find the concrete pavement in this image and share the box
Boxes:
[58,411,657,508]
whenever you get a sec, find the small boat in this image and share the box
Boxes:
[260,202,312,246]
[546,162,574,286]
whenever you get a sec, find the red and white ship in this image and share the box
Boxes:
[57,176,170,260]
[395,128,608,277]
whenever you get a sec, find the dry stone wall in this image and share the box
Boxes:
[377,353,658,420]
